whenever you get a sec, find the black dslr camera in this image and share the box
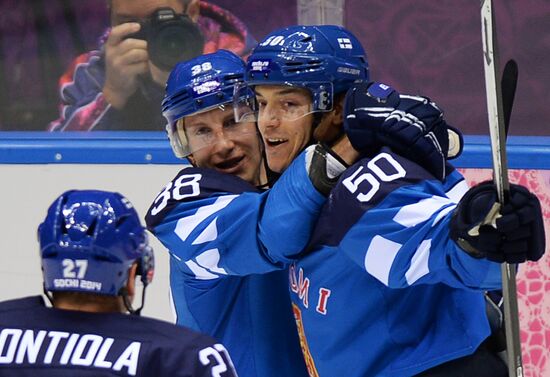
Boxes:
[129,7,204,71]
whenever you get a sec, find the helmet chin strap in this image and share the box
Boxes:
[120,285,147,316]
[43,284,54,306]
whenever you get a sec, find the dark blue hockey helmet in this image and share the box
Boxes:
[39,190,154,297]
[162,49,255,157]
[235,25,369,122]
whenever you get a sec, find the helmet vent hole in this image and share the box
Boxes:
[116,214,130,229]
[86,218,98,236]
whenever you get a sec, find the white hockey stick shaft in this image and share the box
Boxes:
[481,1,523,376]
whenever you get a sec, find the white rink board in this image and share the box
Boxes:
[0,163,184,322]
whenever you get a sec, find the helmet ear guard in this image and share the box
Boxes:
[39,190,155,315]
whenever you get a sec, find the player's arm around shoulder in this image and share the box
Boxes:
[145,166,285,277]
[259,147,334,263]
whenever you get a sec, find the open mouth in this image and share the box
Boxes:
[265,138,288,148]
[215,155,245,171]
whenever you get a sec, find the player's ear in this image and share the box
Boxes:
[126,263,138,298]
[187,154,197,166]
[185,0,200,22]
[331,94,346,127]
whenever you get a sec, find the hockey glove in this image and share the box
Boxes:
[343,81,463,181]
[306,143,349,196]
[450,181,545,263]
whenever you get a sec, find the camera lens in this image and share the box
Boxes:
[148,18,204,71]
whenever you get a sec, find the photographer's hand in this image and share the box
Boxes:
[149,63,171,88]
[103,23,149,109]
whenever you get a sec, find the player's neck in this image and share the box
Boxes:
[53,297,125,314]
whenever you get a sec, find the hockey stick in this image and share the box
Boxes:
[481,1,523,376]
[501,59,519,136]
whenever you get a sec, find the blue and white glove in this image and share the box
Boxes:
[343,81,463,181]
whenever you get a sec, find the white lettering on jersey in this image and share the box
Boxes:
[113,342,141,376]
[0,328,141,376]
[44,331,69,363]
[0,329,22,363]
[15,330,46,363]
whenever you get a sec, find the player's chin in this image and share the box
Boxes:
[265,154,286,174]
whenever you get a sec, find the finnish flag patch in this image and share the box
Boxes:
[337,38,353,49]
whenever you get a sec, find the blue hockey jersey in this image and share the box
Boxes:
[145,152,325,377]
[284,148,503,377]
[0,296,237,377]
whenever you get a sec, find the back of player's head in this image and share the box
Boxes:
[245,25,369,112]
[39,190,154,298]
[162,49,250,158]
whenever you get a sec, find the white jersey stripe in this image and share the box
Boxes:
[175,195,237,242]
[364,236,401,286]
[393,195,452,228]
[405,240,431,285]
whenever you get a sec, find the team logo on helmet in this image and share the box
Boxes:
[192,79,221,96]
[250,60,271,72]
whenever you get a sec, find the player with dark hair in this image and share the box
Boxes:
[148,23,544,377]
[240,26,545,376]
[145,27,470,376]
[0,189,237,377]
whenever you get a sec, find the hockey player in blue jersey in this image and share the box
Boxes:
[239,27,546,376]
[146,50,311,377]
[146,26,485,377]
[147,45,418,376]
[0,190,237,377]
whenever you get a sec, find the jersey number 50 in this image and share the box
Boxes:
[343,153,406,202]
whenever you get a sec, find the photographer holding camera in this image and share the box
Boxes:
[48,0,255,131]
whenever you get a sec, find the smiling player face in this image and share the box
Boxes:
[180,107,264,185]
[255,85,315,173]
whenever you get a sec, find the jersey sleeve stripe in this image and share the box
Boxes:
[405,239,431,285]
[192,218,218,245]
[364,235,401,286]
[185,259,219,280]
[175,195,237,242]
[445,179,469,203]
[393,195,454,227]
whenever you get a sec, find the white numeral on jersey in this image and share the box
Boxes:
[62,259,88,278]
[150,174,202,216]
[199,344,236,377]
[343,153,406,202]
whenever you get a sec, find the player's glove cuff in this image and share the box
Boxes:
[305,143,349,196]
